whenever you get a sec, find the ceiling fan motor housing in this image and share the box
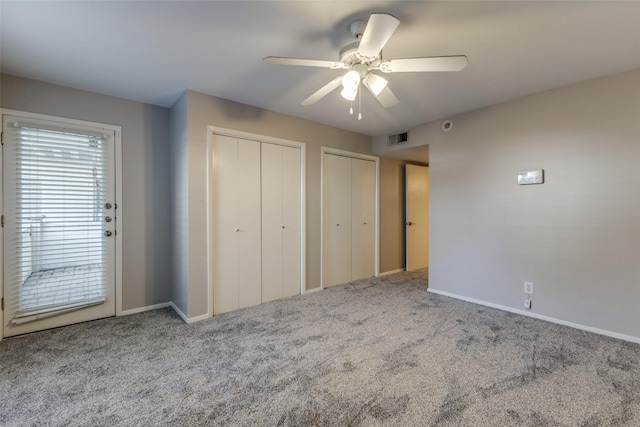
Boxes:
[339,40,361,66]
[349,20,368,39]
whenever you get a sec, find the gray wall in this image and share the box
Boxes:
[173,90,372,318]
[169,92,189,314]
[1,74,173,311]
[423,68,640,339]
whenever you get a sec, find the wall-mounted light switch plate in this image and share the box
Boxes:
[524,281,534,294]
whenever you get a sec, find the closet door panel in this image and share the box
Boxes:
[323,154,352,287]
[351,158,376,281]
[212,135,240,315]
[237,138,262,309]
[261,143,284,303]
[281,145,302,298]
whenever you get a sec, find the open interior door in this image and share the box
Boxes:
[405,164,429,271]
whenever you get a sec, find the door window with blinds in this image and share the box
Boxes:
[2,112,118,337]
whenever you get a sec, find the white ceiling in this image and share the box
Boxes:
[2,1,639,137]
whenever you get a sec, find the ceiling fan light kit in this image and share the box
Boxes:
[363,73,388,96]
[264,13,468,119]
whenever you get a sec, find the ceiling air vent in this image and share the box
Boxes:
[388,132,409,147]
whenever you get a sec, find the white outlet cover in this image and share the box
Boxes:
[524,281,534,294]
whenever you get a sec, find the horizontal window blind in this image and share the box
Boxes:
[5,123,108,322]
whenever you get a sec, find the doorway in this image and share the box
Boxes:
[405,164,429,271]
[2,111,120,338]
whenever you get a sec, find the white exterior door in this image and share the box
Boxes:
[351,158,376,281]
[2,113,118,337]
[261,143,301,302]
[406,164,429,271]
[211,135,261,315]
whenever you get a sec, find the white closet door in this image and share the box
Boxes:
[212,135,261,314]
[212,135,240,314]
[261,143,301,302]
[237,139,262,309]
[261,143,284,303]
[351,158,376,281]
[280,146,302,298]
[322,153,352,288]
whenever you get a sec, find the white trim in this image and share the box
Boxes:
[204,128,213,319]
[428,288,640,344]
[114,128,124,316]
[299,143,307,294]
[208,126,305,150]
[170,302,189,322]
[207,126,306,316]
[303,286,322,294]
[374,158,380,278]
[0,117,3,342]
[322,146,379,162]
[378,268,405,277]
[320,147,380,290]
[120,302,172,316]
[170,302,210,324]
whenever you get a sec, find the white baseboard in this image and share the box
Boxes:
[303,287,322,294]
[170,302,188,322]
[378,268,405,277]
[428,288,640,345]
[169,302,210,323]
[119,302,172,316]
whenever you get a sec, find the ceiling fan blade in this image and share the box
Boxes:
[380,55,468,73]
[301,75,344,106]
[263,56,344,69]
[357,14,400,59]
[371,85,399,108]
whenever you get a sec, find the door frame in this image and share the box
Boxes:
[1,109,123,341]
[207,126,306,317]
[320,147,380,290]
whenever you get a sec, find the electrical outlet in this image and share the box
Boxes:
[524,281,534,295]
[524,298,532,309]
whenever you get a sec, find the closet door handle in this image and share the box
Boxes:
[235,228,240,232]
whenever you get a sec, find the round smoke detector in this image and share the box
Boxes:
[442,120,453,132]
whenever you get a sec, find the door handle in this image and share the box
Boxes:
[406,221,413,226]
[105,216,112,223]
[104,230,112,237]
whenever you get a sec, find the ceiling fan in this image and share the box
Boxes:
[264,13,468,113]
